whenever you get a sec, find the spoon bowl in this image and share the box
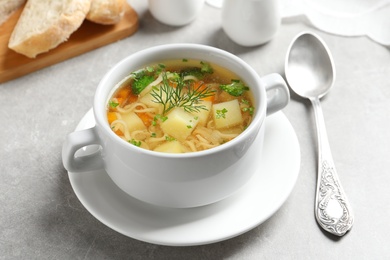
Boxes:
[285,32,354,236]
[285,33,335,99]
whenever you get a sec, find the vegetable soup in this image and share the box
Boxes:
[106,59,255,153]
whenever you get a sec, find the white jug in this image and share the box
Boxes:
[222,0,281,46]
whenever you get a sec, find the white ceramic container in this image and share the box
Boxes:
[62,44,289,208]
[222,0,281,46]
[148,0,205,26]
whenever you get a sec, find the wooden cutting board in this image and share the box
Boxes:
[0,3,138,84]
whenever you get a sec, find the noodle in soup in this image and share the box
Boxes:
[106,59,255,153]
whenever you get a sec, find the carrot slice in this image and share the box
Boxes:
[201,95,215,102]
[116,87,131,99]
[115,87,138,105]
[107,112,117,124]
[194,81,215,102]
[114,129,124,136]
[169,81,178,88]
[137,112,153,127]
[115,97,124,104]
[127,93,138,103]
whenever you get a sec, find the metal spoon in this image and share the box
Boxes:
[285,32,354,236]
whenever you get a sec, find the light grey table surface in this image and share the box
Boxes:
[1,1,390,259]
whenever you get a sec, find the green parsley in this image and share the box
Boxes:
[242,107,255,115]
[152,114,168,126]
[165,136,176,141]
[220,80,249,97]
[241,99,250,105]
[216,108,228,119]
[129,139,141,147]
[109,100,119,108]
[146,66,155,73]
[130,67,157,95]
[200,61,213,74]
[180,61,213,79]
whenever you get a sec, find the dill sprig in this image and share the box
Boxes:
[151,72,215,115]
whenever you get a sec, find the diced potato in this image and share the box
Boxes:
[192,100,212,126]
[154,141,185,153]
[121,112,146,133]
[212,99,243,129]
[161,107,199,141]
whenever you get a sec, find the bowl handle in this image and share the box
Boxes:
[62,126,104,173]
[263,73,290,116]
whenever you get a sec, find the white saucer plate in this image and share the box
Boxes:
[68,109,300,246]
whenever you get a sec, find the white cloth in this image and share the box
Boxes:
[281,0,390,46]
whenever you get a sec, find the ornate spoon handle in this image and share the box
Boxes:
[310,98,354,236]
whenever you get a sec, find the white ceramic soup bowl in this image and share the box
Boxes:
[62,44,289,208]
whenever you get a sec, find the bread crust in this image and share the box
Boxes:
[86,0,126,25]
[8,0,92,58]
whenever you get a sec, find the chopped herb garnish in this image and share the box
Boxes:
[187,125,192,129]
[249,107,254,115]
[154,114,168,122]
[152,114,168,126]
[151,132,157,138]
[165,136,176,141]
[200,61,213,74]
[130,68,157,95]
[133,75,154,95]
[146,66,155,72]
[129,139,141,147]
[180,61,213,80]
[241,99,250,105]
[216,108,228,119]
[242,107,255,115]
[109,100,119,108]
[167,72,181,82]
[220,80,249,97]
[180,67,204,79]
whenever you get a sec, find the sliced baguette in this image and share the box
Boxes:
[86,0,126,25]
[8,0,92,58]
[0,0,26,26]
